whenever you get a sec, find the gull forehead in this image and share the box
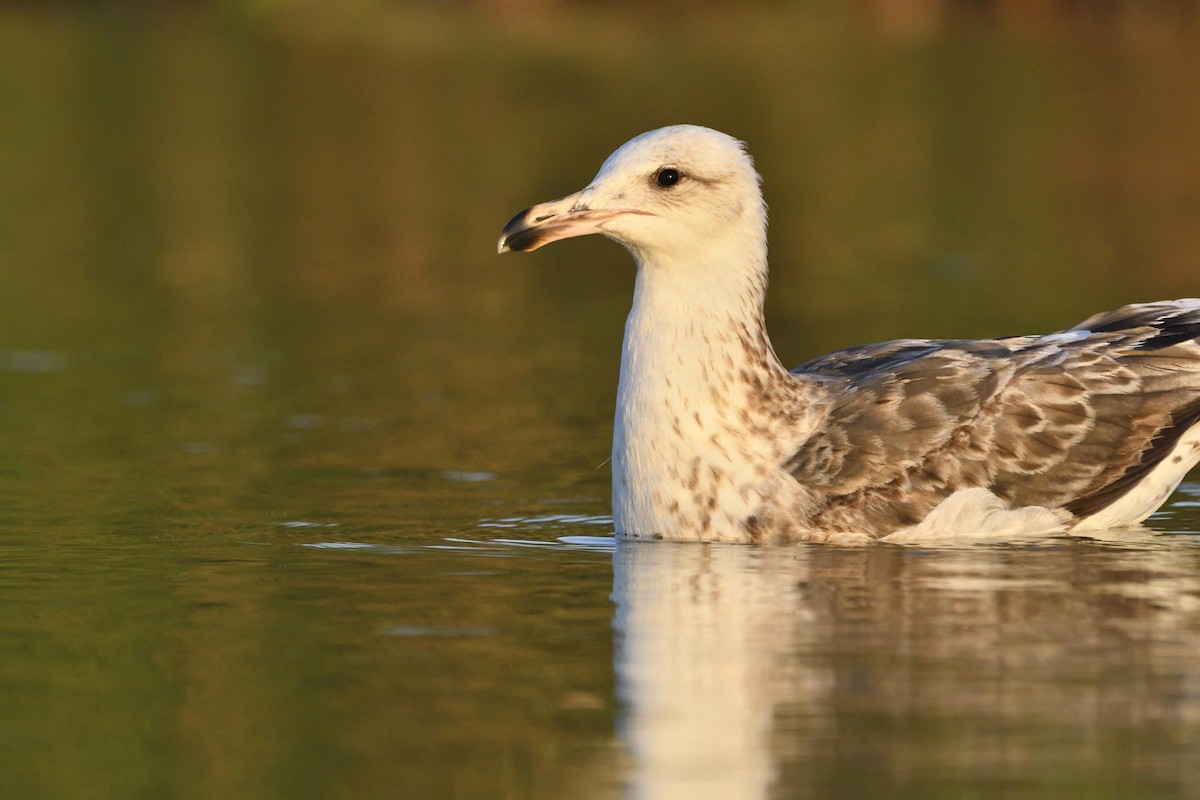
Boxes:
[595,124,755,179]
[607,124,746,158]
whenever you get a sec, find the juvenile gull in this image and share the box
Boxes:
[498,125,1200,543]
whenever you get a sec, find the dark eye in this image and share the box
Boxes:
[655,167,681,188]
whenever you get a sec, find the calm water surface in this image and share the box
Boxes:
[1,6,1199,799]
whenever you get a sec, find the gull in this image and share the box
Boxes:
[498,125,1200,543]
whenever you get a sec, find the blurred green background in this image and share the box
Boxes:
[1,2,1198,798]
[3,0,1197,523]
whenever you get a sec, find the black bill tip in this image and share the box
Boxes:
[498,206,548,253]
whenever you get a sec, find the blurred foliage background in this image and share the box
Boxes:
[1,3,1199,798]
[2,0,1200,520]
[1,0,1198,522]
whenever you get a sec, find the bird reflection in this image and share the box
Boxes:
[611,534,1200,798]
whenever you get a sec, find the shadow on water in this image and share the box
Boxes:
[0,3,1198,798]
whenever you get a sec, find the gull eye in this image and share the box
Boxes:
[655,167,681,188]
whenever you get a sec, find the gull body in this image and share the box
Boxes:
[499,125,1200,543]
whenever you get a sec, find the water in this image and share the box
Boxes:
[616,534,1200,799]
[1,5,1198,798]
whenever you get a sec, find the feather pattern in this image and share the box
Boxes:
[788,304,1200,536]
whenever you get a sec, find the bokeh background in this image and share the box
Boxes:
[2,2,1199,798]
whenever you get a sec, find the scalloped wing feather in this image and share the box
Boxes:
[787,300,1200,536]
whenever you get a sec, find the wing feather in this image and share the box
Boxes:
[788,302,1200,535]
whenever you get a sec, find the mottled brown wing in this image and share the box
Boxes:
[982,343,1200,516]
[790,340,1026,533]
[788,307,1200,535]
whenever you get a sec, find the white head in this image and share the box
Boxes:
[498,125,767,266]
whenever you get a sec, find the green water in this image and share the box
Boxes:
[1,5,1199,798]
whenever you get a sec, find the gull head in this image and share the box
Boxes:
[497,125,765,264]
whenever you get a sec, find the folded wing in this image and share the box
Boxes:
[788,301,1200,535]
